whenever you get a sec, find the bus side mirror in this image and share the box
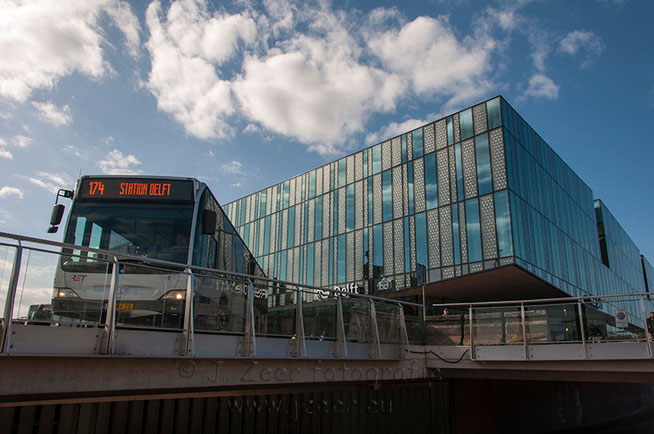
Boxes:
[202,210,217,235]
[48,204,65,233]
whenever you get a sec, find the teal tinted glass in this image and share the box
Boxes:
[306,243,314,286]
[338,159,347,188]
[303,202,309,244]
[452,206,460,265]
[315,196,323,240]
[401,135,407,163]
[412,128,424,158]
[465,199,482,262]
[346,184,354,231]
[363,151,368,177]
[301,175,305,202]
[455,143,464,201]
[337,234,346,283]
[367,180,373,225]
[415,213,427,269]
[475,133,492,195]
[373,224,383,269]
[287,206,295,248]
[239,198,246,225]
[333,190,339,234]
[424,153,437,209]
[363,227,369,274]
[330,164,334,190]
[328,237,334,285]
[282,181,289,209]
[487,97,501,130]
[372,145,381,174]
[308,171,316,198]
[460,108,473,140]
[407,161,414,214]
[299,245,304,284]
[494,190,513,257]
[264,216,271,255]
[447,116,454,145]
[382,169,392,222]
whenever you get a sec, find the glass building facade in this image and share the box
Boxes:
[224,97,651,309]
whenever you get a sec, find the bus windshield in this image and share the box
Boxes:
[62,201,194,272]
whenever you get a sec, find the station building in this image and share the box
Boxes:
[224,97,651,316]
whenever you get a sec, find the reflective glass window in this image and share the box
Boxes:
[309,170,316,199]
[373,224,383,271]
[412,128,424,158]
[372,145,382,174]
[382,169,392,222]
[280,250,287,281]
[315,196,323,240]
[487,97,501,130]
[424,153,438,209]
[287,205,295,248]
[333,190,339,235]
[330,164,334,190]
[254,194,259,220]
[337,234,346,283]
[243,223,250,248]
[299,245,304,284]
[301,175,306,202]
[495,190,513,257]
[338,159,347,187]
[475,133,492,195]
[240,198,246,225]
[304,202,309,244]
[346,184,354,231]
[367,180,373,225]
[447,116,454,145]
[401,135,407,163]
[363,227,369,279]
[415,213,428,269]
[363,151,368,178]
[465,199,482,262]
[264,216,271,255]
[455,143,464,201]
[408,161,415,215]
[329,237,334,285]
[452,206,461,265]
[460,108,473,141]
[307,243,314,286]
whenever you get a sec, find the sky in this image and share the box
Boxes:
[0,0,653,266]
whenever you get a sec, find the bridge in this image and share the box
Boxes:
[2,232,654,433]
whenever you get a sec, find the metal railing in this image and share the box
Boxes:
[428,294,654,361]
[0,232,423,359]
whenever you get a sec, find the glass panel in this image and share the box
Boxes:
[306,243,314,286]
[315,196,323,240]
[363,151,368,178]
[258,281,295,336]
[415,212,428,269]
[328,237,334,285]
[287,205,295,248]
[373,224,384,275]
[343,298,372,343]
[412,128,423,158]
[452,206,461,265]
[375,302,402,345]
[446,116,453,145]
[333,190,339,235]
[346,184,355,232]
[263,216,271,255]
[465,199,482,262]
[303,290,336,340]
[372,144,382,174]
[382,169,393,222]
[487,97,501,130]
[475,133,492,195]
[308,170,316,199]
[407,161,415,215]
[338,159,347,188]
[455,143,464,202]
[260,190,267,218]
[195,275,251,333]
[424,153,437,209]
[525,303,581,344]
[472,306,521,345]
[280,250,287,281]
[404,217,411,273]
[494,190,514,257]
[367,180,374,226]
[337,234,346,283]
[460,108,473,141]
[401,134,407,163]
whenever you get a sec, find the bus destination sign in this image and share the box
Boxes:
[78,177,194,202]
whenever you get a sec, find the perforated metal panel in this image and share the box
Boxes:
[322,239,329,286]
[316,168,323,197]
[392,166,403,219]
[289,179,296,207]
[382,140,391,171]
[407,132,413,161]
[367,148,373,177]
[480,194,498,259]
[391,137,402,167]
[271,213,278,254]
[402,165,409,215]
[424,123,435,154]
[427,209,440,268]
[295,206,302,247]
[354,152,363,182]
[295,176,303,205]
[448,147,457,203]
[338,187,346,235]
[409,217,416,271]
[490,128,507,190]
[347,155,355,185]
[459,203,468,264]
[437,148,449,207]
[435,119,447,150]
[394,219,404,275]
[355,180,363,230]
[248,195,255,223]
[470,262,483,273]
[414,158,425,213]
[334,163,339,190]
[323,165,330,194]
[383,222,393,276]
[440,206,453,267]
[267,187,274,216]
[461,139,478,199]
[307,200,315,243]
[373,174,382,225]
[499,257,514,266]
[442,267,454,279]
[355,229,363,280]
[346,232,354,282]
[453,113,460,143]
[280,210,288,251]
[314,240,322,286]
[258,219,265,256]
[473,103,487,135]
[293,247,300,284]
[362,179,368,229]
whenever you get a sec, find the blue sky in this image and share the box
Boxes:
[0,0,653,263]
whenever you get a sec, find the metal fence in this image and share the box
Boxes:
[0,232,423,360]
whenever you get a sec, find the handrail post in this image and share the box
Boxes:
[293,286,306,357]
[241,279,257,357]
[398,303,409,359]
[1,245,22,354]
[182,269,195,357]
[469,304,474,360]
[335,296,347,358]
[577,300,587,359]
[640,297,652,359]
[369,299,382,359]
[521,302,528,360]
[103,259,119,355]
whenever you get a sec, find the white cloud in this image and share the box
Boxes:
[144,0,257,139]
[98,149,142,175]
[243,123,259,134]
[221,160,245,175]
[559,30,604,68]
[365,117,432,146]
[12,135,31,148]
[0,186,23,199]
[0,0,140,101]
[31,101,73,126]
[27,172,74,194]
[524,74,559,100]
[229,182,242,188]
[0,137,10,159]
[0,111,13,120]
[62,145,85,158]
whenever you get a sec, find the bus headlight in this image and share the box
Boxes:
[54,288,78,298]
[163,291,185,300]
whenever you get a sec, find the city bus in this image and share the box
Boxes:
[48,175,266,330]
